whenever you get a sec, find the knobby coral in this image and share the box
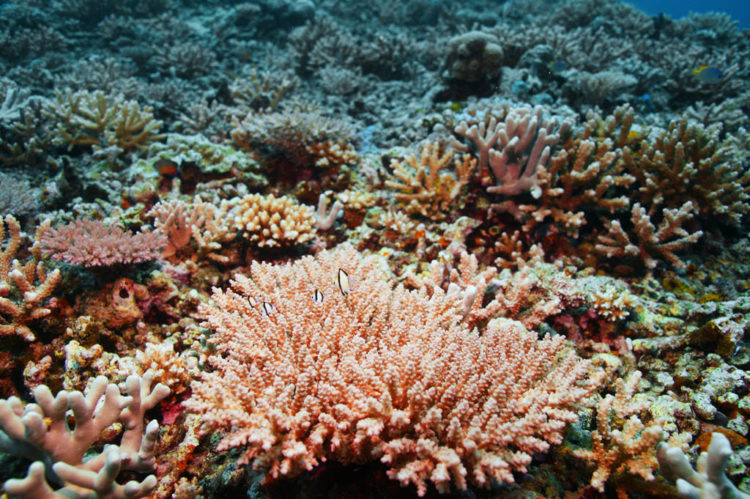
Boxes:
[186,245,602,495]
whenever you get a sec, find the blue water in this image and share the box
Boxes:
[628,0,750,28]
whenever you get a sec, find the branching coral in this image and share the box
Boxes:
[39,219,166,267]
[0,216,61,342]
[573,371,673,492]
[596,202,703,269]
[226,193,316,248]
[186,246,602,496]
[48,90,163,153]
[623,119,750,223]
[454,103,571,195]
[385,141,476,220]
[0,373,170,498]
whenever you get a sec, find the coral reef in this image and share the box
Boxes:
[0,0,748,496]
[187,246,602,495]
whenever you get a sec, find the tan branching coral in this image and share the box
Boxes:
[573,371,673,492]
[574,373,662,489]
[385,142,476,220]
[491,110,634,237]
[0,373,170,498]
[596,202,704,269]
[491,230,545,270]
[0,216,61,342]
[48,90,163,152]
[623,119,750,223]
[227,193,315,248]
[186,246,602,496]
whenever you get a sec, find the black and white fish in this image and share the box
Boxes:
[262,301,275,316]
[337,269,352,295]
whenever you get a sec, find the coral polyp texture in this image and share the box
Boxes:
[0,0,749,496]
[187,246,602,495]
[39,219,166,267]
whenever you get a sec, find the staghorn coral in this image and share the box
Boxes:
[493,122,633,237]
[47,89,164,153]
[186,245,602,495]
[385,141,476,220]
[39,219,166,267]
[0,216,61,342]
[573,371,680,492]
[596,202,704,270]
[0,373,170,498]
[623,119,750,223]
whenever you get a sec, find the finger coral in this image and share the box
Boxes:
[0,373,170,498]
[186,245,602,496]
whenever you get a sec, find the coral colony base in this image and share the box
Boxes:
[0,0,749,497]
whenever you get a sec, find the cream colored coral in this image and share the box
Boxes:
[227,193,315,248]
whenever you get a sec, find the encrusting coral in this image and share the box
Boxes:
[0,372,170,498]
[187,245,603,496]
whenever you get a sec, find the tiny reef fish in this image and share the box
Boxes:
[692,66,722,84]
[337,269,352,295]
